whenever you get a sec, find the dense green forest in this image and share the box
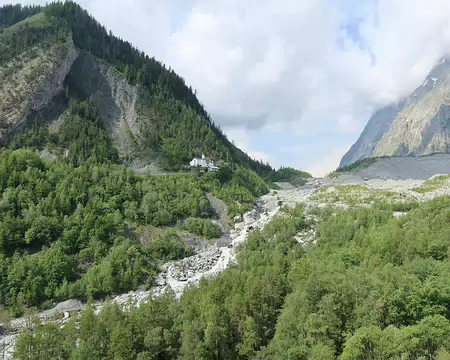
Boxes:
[264,166,312,188]
[0,94,268,316]
[0,150,266,315]
[183,218,222,240]
[11,198,450,359]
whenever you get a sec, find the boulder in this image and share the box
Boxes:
[243,209,260,225]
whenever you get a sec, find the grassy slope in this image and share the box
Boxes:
[0,12,50,36]
[413,174,450,193]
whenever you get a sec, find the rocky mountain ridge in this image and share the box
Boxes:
[0,4,274,175]
[341,58,450,168]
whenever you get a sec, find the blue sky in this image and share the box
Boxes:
[5,0,450,175]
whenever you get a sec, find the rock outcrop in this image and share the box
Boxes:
[0,39,77,144]
[340,58,450,168]
[0,45,156,164]
[67,53,144,161]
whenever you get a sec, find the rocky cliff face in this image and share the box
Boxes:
[340,58,450,168]
[67,53,141,161]
[0,39,77,144]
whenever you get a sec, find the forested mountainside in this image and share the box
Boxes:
[0,4,42,26]
[11,197,450,359]
[0,0,314,323]
[0,1,308,181]
[0,2,276,315]
[0,97,269,315]
[340,57,450,168]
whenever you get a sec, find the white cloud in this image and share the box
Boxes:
[247,36,287,84]
[304,146,350,177]
[164,0,344,129]
[162,0,450,174]
[5,0,450,175]
[157,0,450,142]
[338,114,360,133]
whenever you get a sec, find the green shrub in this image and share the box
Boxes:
[149,233,194,261]
[184,218,222,239]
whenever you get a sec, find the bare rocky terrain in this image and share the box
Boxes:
[340,58,450,168]
[332,154,450,183]
[0,39,77,145]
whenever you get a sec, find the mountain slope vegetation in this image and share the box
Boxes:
[13,198,450,359]
[0,98,268,316]
[0,1,277,318]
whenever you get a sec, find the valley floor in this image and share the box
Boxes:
[2,168,450,358]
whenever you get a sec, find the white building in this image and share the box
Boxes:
[190,154,219,172]
[190,154,208,168]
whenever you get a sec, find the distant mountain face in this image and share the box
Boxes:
[340,58,450,168]
[0,3,273,174]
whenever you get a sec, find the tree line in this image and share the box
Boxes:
[0,4,41,28]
